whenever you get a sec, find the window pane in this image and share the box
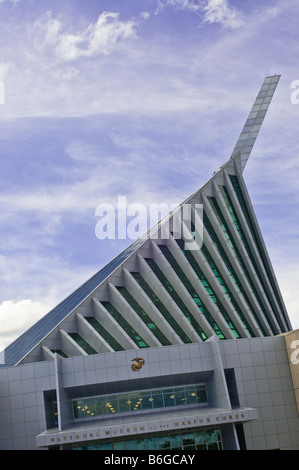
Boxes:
[118,395,130,413]
[129,393,142,411]
[194,430,206,445]
[85,401,96,417]
[114,441,125,450]
[170,434,181,449]
[125,440,136,450]
[182,432,194,446]
[185,387,198,405]
[99,443,112,450]
[215,428,222,442]
[106,397,118,414]
[163,391,175,407]
[141,394,153,410]
[87,443,100,450]
[197,386,208,403]
[117,287,171,346]
[152,392,163,408]
[95,397,107,416]
[73,400,85,419]
[174,388,185,405]
[136,438,146,450]
[147,437,159,449]
[206,428,218,444]
[159,436,170,449]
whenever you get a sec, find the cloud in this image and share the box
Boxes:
[0,299,51,349]
[0,0,299,344]
[156,0,201,14]
[203,0,244,29]
[41,11,138,61]
[0,61,10,80]
[156,0,243,29]
[0,4,283,120]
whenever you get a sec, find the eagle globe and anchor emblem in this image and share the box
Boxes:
[131,357,145,372]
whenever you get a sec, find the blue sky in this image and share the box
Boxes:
[0,0,299,347]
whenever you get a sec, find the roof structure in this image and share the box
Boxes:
[1,75,292,368]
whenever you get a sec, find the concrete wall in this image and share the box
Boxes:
[220,336,299,450]
[1,335,299,450]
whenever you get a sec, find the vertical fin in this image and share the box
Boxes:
[231,75,281,171]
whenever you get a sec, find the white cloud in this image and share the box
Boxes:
[0,4,283,120]
[0,62,10,80]
[156,0,243,29]
[49,11,137,61]
[203,0,244,29]
[140,11,151,21]
[156,0,201,14]
[0,299,51,349]
[40,11,61,46]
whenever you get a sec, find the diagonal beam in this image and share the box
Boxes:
[231,75,281,171]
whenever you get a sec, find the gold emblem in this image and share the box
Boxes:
[131,357,145,372]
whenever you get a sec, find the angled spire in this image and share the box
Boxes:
[231,75,281,171]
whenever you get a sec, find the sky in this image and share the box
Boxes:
[0,0,299,348]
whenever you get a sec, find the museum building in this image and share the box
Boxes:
[1,75,299,450]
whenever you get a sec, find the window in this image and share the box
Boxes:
[145,258,208,341]
[72,427,223,450]
[116,286,171,346]
[207,197,278,335]
[224,179,284,330]
[73,384,208,420]
[131,272,192,344]
[203,212,268,336]
[85,317,124,351]
[68,333,98,355]
[175,239,241,339]
[101,301,148,348]
[200,243,255,337]
[158,245,225,340]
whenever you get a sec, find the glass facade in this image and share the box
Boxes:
[175,239,242,339]
[101,301,148,348]
[229,175,262,253]
[51,349,68,358]
[73,384,207,419]
[72,427,222,450]
[203,212,268,336]
[85,317,124,351]
[207,196,278,335]
[229,176,288,329]
[145,258,208,341]
[201,243,255,337]
[116,286,171,346]
[158,244,226,340]
[131,272,192,344]
[219,185,281,328]
[68,333,98,355]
